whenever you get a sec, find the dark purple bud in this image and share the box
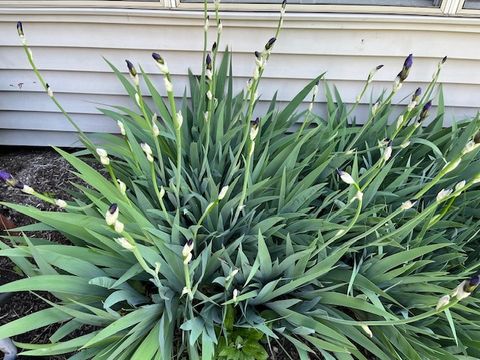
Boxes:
[419,100,432,121]
[13,181,24,190]
[108,203,118,214]
[212,42,217,52]
[206,53,212,70]
[441,56,447,64]
[404,54,413,70]
[125,60,137,77]
[464,275,480,292]
[251,117,260,128]
[0,170,13,182]
[152,52,165,65]
[282,0,287,9]
[265,37,276,51]
[254,51,261,59]
[414,87,422,98]
[376,64,384,70]
[17,21,24,37]
[186,239,194,247]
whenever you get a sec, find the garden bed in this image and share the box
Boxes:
[0,147,80,360]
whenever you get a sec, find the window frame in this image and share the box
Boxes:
[0,1,168,9]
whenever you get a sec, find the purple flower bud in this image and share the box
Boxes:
[254,51,261,59]
[404,54,413,70]
[265,37,276,51]
[206,53,212,70]
[152,52,165,65]
[376,64,384,70]
[0,170,13,182]
[212,42,217,52]
[464,275,480,293]
[125,60,137,78]
[419,100,432,122]
[108,203,118,214]
[412,87,422,102]
[441,56,447,64]
[251,117,260,128]
[282,0,287,9]
[186,239,194,247]
[17,21,24,37]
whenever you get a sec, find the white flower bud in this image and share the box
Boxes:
[115,237,135,251]
[250,126,259,141]
[182,240,194,258]
[206,69,213,80]
[156,61,169,75]
[400,200,416,210]
[383,145,392,161]
[436,188,452,202]
[452,281,471,301]
[134,93,141,106]
[462,140,480,155]
[117,180,127,195]
[152,123,160,137]
[218,185,229,200]
[100,156,110,166]
[361,324,373,338]
[164,78,173,92]
[146,154,154,163]
[436,294,450,310]
[233,289,239,302]
[55,199,67,208]
[117,121,126,136]
[114,221,124,233]
[47,85,53,98]
[206,90,213,101]
[396,115,404,130]
[455,180,466,192]
[176,111,183,129]
[204,17,209,32]
[96,148,108,158]
[21,185,34,195]
[204,111,209,123]
[337,170,355,185]
[141,143,153,156]
[159,186,165,199]
[105,204,119,226]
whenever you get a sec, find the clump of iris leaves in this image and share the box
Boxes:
[1,1,480,359]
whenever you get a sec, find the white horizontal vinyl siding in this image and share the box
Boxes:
[0,9,479,146]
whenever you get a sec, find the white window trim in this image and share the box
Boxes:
[0,1,169,9]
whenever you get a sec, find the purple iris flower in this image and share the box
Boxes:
[404,54,413,70]
[465,275,480,292]
[17,21,23,37]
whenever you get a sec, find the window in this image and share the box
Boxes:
[181,0,439,5]
[464,0,480,9]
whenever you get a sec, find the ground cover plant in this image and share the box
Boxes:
[1,1,480,358]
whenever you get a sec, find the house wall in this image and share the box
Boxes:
[1,7,480,146]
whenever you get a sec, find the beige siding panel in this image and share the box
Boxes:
[0,9,479,146]
[2,48,480,86]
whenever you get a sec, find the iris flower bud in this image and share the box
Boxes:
[336,169,355,185]
[114,221,124,233]
[383,140,393,161]
[117,121,126,136]
[206,53,212,71]
[152,53,169,74]
[115,237,135,251]
[233,289,239,302]
[265,37,276,51]
[419,100,432,122]
[212,42,217,52]
[400,200,416,210]
[125,60,139,85]
[412,87,422,102]
[464,275,480,293]
[141,143,154,162]
[0,170,14,184]
[22,185,34,194]
[250,117,260,141]
[46,83,53,98]
[436,295,450,310]
[218,185,229,200]
[204,15,209,32]
[55,199,67,208]
[396,53,413,83]
[176,111,183,129]
[361,324,373,338]
[182,239,194,258]
[207,90,213,100]
[105,203,119,226]
[17,21,24,37]
[455,180,466,192]
[436,188,452,202]
[117,179,127,195]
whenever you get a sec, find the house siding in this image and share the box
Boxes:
[1,8,479,146]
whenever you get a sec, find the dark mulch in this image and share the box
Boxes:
[0,147,81,360]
